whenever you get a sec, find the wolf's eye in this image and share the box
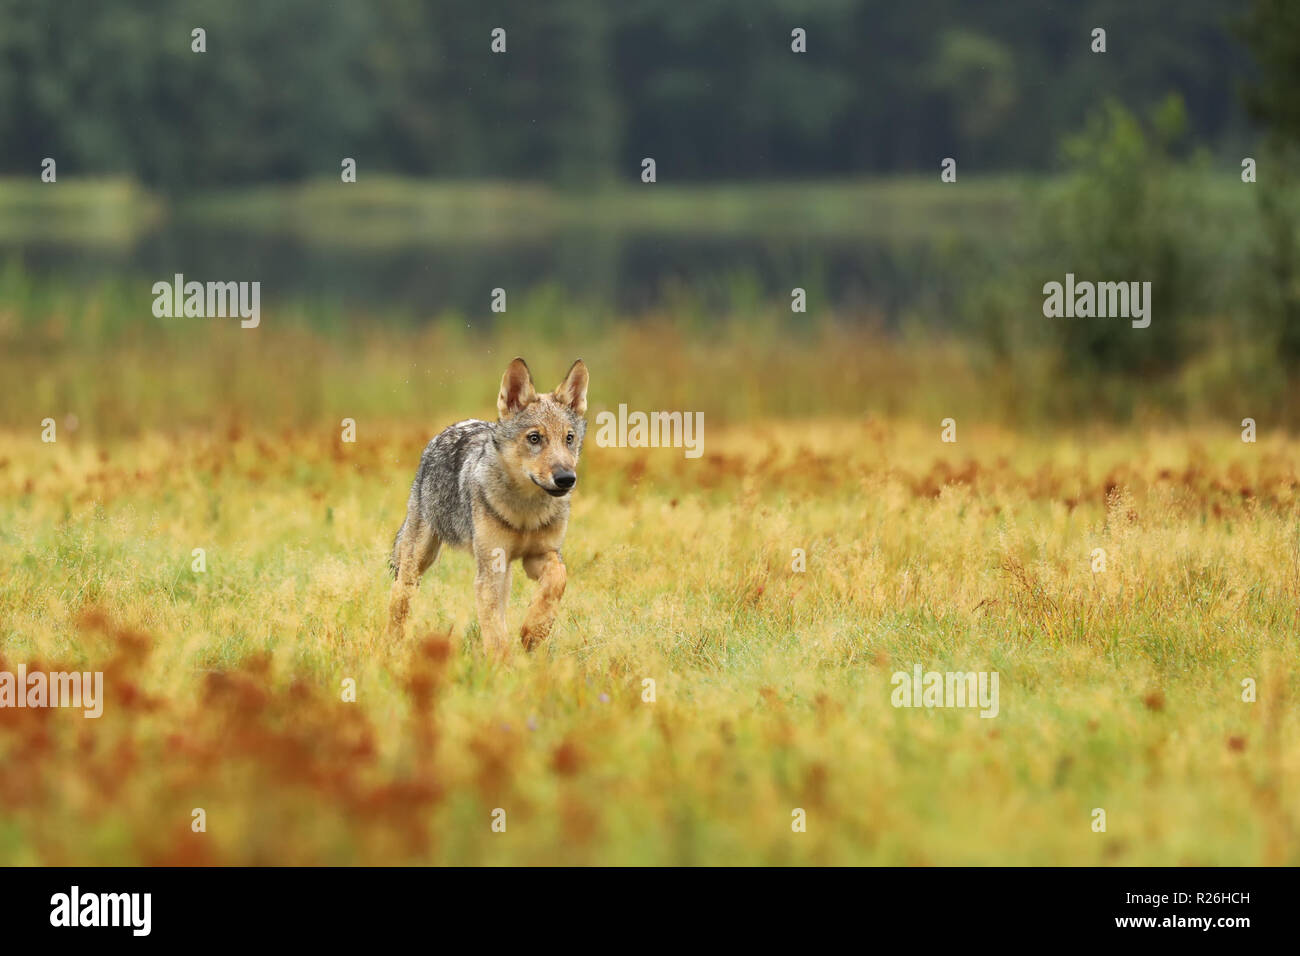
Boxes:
[528,432,542,445]
[566,432,575,445]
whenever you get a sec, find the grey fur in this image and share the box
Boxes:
[387,358,589,650]
[390,404,587,573]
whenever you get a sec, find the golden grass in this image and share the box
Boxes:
[2,409,1297,864]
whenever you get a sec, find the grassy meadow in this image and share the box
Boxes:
[1,278,1298,866]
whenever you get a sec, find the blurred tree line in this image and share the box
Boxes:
[0,0,1255,190]
[945,0,1300,407]
[1238,0,1300,368]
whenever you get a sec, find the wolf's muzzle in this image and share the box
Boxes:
[532,472,575,497]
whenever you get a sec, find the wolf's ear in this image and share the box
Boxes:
[497,357,537,419]
[553,359,588,417]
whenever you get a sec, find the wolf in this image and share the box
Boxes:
[387,357,589,657]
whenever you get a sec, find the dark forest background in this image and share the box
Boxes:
[0,0,1267,187]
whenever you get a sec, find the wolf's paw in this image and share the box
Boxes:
[386,607,409,640]
[519,624,546,652]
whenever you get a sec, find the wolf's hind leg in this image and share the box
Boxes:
[520,550,566,651]
[387,518,440,638]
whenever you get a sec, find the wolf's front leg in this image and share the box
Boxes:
[520,550,566,651]
[388,575,414,639]
[388,539,420,639]
[474,553,512,659]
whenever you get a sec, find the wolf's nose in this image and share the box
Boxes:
[553,470,576,490]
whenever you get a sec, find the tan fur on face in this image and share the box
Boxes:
[497,397,581,490]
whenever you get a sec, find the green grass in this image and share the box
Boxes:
[0,177,163,243]
[3,174,1045,245]
[0,171,1257,246]
[1,306,1297,864]
[174,175,1042,243]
